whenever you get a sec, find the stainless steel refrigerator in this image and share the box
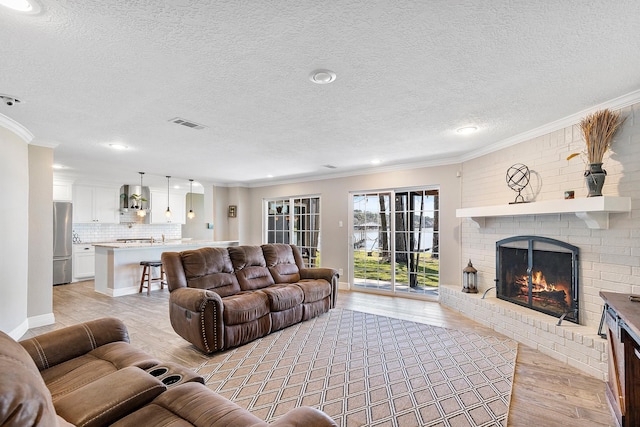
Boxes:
[53,201,73,285]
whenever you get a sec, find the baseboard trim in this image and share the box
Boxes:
[99,284,163,297]
[28,312,55,329]
[8,318,29,340]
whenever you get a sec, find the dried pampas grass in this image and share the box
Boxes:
[579,109,626,164]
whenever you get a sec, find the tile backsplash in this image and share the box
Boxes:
[72,222,181,243]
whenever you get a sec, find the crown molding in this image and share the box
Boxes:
[0,113,34,143]
[246,155,463,188]
[459,88,640,162]
[249,89,640,188]
[30,139,59,148]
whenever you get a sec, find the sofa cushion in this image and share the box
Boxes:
[228,245,265,270]
[224,314,272,349]
[39,341,159,401]
[53,366,166,427]
[302,298,331,321]
[262,244,301,284]
[181,247,240,297]
[296,279,332,303]
[0,331,60,427]
[20,317,131,371]
[229,246,275,291]
[260,285,304,312]
[270,305,304,332]
[222,291,270,326]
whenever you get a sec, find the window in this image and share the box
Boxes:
[265,196,321,267]
[351,187,439,297]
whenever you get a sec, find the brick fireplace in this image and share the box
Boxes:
[441,102,638,381]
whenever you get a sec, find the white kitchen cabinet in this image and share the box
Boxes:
[73,185,119,223]
[53,180,73,201]
[73,244,95,280]
[150,190,186,224]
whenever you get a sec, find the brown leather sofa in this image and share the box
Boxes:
[162,244,338,353]
[0,317,337,427]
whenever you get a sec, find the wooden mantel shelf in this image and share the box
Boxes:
[456,196,631,229]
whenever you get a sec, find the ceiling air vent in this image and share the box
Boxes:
[168,117,207,130]
[323,164,337,169]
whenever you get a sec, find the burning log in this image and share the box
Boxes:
[533,289,568,309]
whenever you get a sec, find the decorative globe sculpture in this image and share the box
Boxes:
[506,163,530,204]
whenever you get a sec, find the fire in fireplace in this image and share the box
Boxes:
[496,236,579,324]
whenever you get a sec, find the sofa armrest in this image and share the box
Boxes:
[269,407,338,427]
[54,366,166,427]
[299,268,339,308]
[112,382,264,426]
[20,317,130,371]
[169,288,225,353]
[169,286,223,312]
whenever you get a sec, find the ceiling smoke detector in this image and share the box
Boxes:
[309,70,336,84]
[0,94,22,106]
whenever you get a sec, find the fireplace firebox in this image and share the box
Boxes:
[496,236,579,324]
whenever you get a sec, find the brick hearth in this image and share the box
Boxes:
[439,284,607,380]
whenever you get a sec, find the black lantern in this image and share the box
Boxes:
[462,260,478,293]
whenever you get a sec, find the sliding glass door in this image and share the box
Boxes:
[352,192,392,289]
[351,187,439,297]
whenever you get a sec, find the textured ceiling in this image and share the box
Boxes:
[1,1,639,188]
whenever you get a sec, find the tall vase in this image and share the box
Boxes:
[584,163,606,197]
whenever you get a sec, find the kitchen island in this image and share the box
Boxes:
[94,240,239,296]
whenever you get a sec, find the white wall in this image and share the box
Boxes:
[27,145,54,327]
[246,164,462,287]
[0,126,29,336]
[458,103,640,329]
[212,185,230,241]
[230,186,250,243]
[181,193,214,240]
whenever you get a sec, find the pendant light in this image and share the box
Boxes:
[187,179,195,220]
[136,172,147,218]
[165,176,172,218]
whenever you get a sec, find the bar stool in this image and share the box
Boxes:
[139,261,166,295]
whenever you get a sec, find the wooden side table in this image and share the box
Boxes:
[600,291,640,427]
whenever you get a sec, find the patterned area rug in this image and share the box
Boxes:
[194,309,517,427]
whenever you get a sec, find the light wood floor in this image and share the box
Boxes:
[25,281,615,427]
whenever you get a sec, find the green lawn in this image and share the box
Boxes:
[353,250,439,288]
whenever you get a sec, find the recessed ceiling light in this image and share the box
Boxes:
[108,143,128,150]
[309,69,336,84]
[52,164,67,169]
[371,159,381,165]
[0,0,40,13]
[267,174,274,178]
[456,126,478,135]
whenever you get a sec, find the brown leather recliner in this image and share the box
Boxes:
[162,244,338,354]
[0,318,337,427]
